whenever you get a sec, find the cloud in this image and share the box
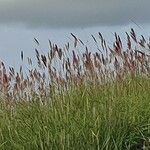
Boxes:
[0,0,150,28]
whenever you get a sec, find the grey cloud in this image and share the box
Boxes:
[0,0,149,28]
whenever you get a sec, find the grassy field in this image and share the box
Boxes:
[0,29,150,149]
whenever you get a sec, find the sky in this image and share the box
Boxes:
[0,0,150,27]
[0,0,150,67]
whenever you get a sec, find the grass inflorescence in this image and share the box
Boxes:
[0,29,150,149]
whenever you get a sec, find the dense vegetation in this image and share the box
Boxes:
[0,29,150,149]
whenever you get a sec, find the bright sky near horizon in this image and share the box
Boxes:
[0,0,150,67]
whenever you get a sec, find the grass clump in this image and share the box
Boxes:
[0,76,149,149]
[0,29,150,149]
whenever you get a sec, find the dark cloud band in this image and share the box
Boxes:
[0,0,149,28]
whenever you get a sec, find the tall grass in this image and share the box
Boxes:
[0,29,150,149]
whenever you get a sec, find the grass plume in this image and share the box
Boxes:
[0,29,150,149]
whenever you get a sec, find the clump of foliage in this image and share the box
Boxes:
[0,29,150,149]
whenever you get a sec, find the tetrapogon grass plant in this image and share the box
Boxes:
[0,29,150,149]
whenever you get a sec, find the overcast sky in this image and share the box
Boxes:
[0,0,150,28]
[0,0,150,67]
